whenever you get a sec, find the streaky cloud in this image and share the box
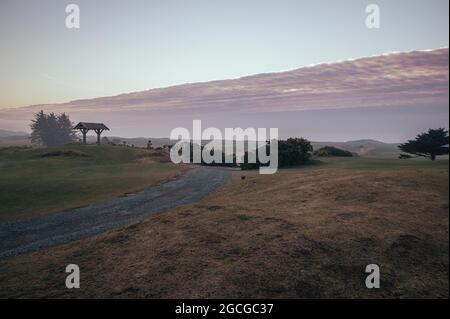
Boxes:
[0,48,448,139]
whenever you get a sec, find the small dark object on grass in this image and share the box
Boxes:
[241,175,246,180]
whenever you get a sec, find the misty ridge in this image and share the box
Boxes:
[0,127,401,159]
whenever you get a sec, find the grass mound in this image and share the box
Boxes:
[39,150,90,158]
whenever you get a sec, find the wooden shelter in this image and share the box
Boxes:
[74,122,110,144]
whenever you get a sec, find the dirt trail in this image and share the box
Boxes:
[0,167,231,259]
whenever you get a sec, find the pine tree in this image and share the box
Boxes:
[30,110,78,147]
[399,128,449,160]
[57,113,78,145]
[30,110,47,145]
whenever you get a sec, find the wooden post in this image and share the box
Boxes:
[82,129,88,144]
[95,129,104,144]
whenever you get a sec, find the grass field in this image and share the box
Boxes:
[0,155,447,298]
[311,156,449,170]
[0,145,185,221]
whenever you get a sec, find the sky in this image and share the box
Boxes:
[0,0,448,109]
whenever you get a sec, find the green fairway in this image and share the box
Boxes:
[0,145,184,221]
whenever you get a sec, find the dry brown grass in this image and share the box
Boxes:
[0,167,448,298]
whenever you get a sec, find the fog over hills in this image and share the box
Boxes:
[0,133,400,158]
[0,48,448,142]
[0,129,28,138]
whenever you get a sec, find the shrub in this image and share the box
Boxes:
[314,146,354,157]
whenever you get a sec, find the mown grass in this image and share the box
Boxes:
[0,145,184,221]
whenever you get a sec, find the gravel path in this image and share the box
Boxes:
[0,167,231,259]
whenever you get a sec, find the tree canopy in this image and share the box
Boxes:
[399,128,449,160]
[30,110,78,147]
[278,138,313,167]
[242,138,313,170]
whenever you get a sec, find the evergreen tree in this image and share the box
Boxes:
[30,110,78,147]
[399,128,449,161]
[57,113,78,145]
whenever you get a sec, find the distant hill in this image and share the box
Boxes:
[312,140,399,158]
[0,130,30,147]
[126,137,400,158]
[0,129,28,138]
[1,131,399,158]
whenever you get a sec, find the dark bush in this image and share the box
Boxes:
[314,146,354,157]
